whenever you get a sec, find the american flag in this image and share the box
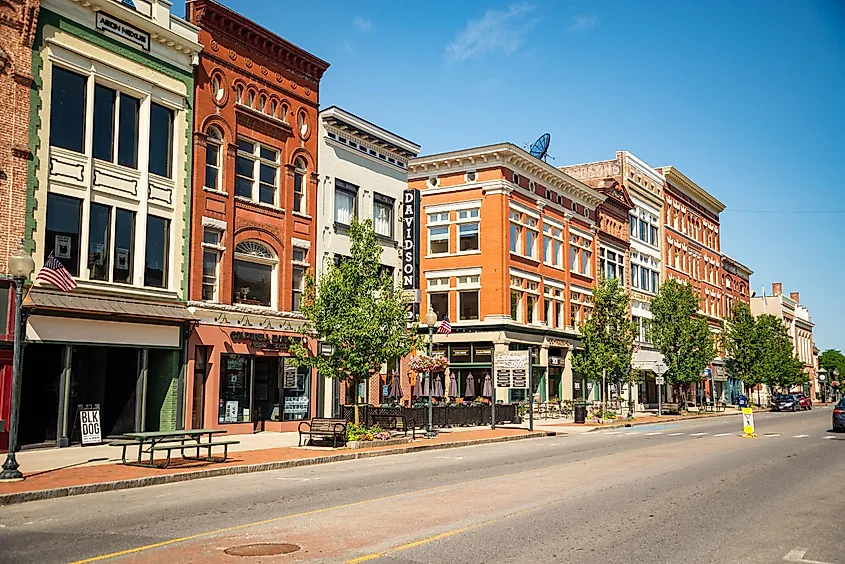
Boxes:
[436,316,452,335]
[36,253,77,292]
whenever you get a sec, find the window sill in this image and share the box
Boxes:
[201,242,226,252]
[424,250,482,259]
[376,235,398,247]
[292,211,312,220]
[203,187,229,197]
[235,196,285,213]
[543,263,566,271]
[510,252,540,264]
[334,222,351,234]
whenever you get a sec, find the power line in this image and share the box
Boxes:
[722,209,845,214]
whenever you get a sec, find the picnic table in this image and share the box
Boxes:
[110,429,238,468]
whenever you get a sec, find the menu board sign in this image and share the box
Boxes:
[493,351,530,389]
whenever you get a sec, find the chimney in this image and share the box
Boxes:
[772,282,782,296]
[790,292,800,303]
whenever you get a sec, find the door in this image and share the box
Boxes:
[252,357,280,424]
[192,346,210,429]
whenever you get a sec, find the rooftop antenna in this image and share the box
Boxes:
[528,133,552,162]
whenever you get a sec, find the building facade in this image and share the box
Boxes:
[19,0,200,447]
[408,143,606,405]
[657,166,726,403]
[183,0,329,435]
[316,106,419,416]
[721,254,753,403]
[750,283,816,401]
[562,151,665,410]
[0,0,39,450]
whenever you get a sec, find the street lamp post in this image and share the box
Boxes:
[1,242,35,482]
[423,308,438,439]
[834,369,841,403]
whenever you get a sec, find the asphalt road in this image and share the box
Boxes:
[0,409,842,564]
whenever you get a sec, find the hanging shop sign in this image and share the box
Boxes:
[402,189,420,322]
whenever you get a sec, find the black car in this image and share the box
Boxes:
[771,394,801,412]
[833,398,845,432]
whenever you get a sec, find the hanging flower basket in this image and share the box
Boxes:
[831,380,840,389]
[408,355,450,373]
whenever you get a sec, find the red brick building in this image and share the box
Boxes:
[0,0,38,450]
[184,0,329,434]
[721,254,752,313]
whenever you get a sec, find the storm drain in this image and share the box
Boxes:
[223,543,301,557]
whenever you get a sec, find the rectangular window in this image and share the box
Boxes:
[233,260,272,307]
[428,212,449,223]
[581,250,591,276]
[570,246,577,271]
[144,215,169,288]
[459,223,479,251]
[631,264,639,288]
[149,103,174,178]
[44,193,83,276]
[544,298,552,327]
[650,225,658,246]
[205,141,220,190]
[641,267,649,291]
[429,226,449,254]
[92,84,115,162]
[50,67,87,153]
[117,93,140,168]
[652,271,660,293]
[292,248,307,263]
[639,219,648,242]
[235,140,280,205]
[511,291,520,321]
[202,249,219,301]
[457,209,479,220]
[556,301,563,328]
[629,215,637,237]
[373,197,393,238]
[113,209,135,284]
[429,292,449,321]
[543,234,552,264]
[87,203,111,281]
[525,229,537,258]
[510,222,521,253]
[334,180,357,226]
[459,290,479,321]
[292,266,305,311]
[526,295,535,323]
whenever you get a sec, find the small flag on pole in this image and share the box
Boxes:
[36,253,77,292]
[436,316,452,335]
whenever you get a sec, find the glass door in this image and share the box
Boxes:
[252,357,280,422]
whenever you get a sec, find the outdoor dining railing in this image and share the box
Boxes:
[342,403,518,428]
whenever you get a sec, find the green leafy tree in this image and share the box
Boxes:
[754,314,805,394]
[288,218,418,422]
[650,279,716,404]
[819,349,845,381]
[572,276,636,412]
[724,301,764,396]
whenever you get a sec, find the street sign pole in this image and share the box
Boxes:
[653,362,668,417]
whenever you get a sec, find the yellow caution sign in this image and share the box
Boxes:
[741,407,756,438]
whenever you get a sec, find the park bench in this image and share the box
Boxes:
[662,402,680,414]
[703,402,727,413]
[151,439,240,468]
[109,429,238,468]
[371,414,416,439]
[298,418,347,447]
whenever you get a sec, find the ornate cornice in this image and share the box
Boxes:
[658,166,725,214]
[188,0,329,84]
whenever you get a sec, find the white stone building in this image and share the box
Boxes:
[316,106,420,416]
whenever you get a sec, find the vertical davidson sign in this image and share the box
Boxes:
[402,189,420,319]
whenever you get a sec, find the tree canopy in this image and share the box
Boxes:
[724,301,764,391]
[819,349,845,381]
[754,314,806,391]
[288,218,418,389]
[649,279,716,399]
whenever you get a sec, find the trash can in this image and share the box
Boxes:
[574,403,587,424]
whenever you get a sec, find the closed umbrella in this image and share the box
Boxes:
[464,372,476,398]
[389,375,403,399]
[413,374,422,398]
[423,374,430,397]
[449,372,458,397]
[434,374,445,398]
[482,372,493,398]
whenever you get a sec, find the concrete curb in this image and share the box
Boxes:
[585,410,743,432]
[0,431,554,506]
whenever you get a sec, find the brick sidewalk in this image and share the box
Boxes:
[0,428,544,503]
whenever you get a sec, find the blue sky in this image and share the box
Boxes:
[184,1,845,351]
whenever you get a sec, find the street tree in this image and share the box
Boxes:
[754,314,805,395]
[649,279,716,405]
[288,218,418,422]
[819,349,845,381]
[724,301,764,396]
[572,275,636,414]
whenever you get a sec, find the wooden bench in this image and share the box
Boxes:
[298,418,347,448]
[151,440,240,468]
[662,402,680,414]
[371,414,415,439]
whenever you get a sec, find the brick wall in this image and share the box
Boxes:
[0,1,38,271]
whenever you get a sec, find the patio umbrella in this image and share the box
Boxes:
[422,374,430,397]
[434,374,445,398]
[449,372,458,397]
[388,375,403,399]
[413,374,422,398]
[464,372,476,398]
[482,372,493,398]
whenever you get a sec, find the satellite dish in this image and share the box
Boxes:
[529,133,551,161]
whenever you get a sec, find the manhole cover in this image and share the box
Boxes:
[223,543,301,557]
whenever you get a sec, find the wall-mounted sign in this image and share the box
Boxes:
[96,12,150,51]
[494,350,530,389]
[230,331,303,350]
[549,356,563,366]
[402,189,420,322]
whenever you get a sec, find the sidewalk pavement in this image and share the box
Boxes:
[0,426,551,505]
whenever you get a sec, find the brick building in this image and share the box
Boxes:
[0,0,38,450]
[657,166,726,403]
[183,0,329,434]
[721,254,753,402]
[408,143,607,404]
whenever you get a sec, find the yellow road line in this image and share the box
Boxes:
[71,439,683,563]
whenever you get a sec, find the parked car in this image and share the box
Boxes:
[833,399,845,432]
[794,393,812,410]
[771,394,802,412]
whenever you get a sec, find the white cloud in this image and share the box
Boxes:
[353,16,373,32]
[569,14,599,33]
[446,4,537,62]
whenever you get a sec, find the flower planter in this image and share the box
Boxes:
[345,437,413,449]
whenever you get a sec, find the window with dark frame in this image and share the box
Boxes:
[44,193,83,276]
[50,66,87,153]
[149,103,174,178]
[373,193,394,239]
[292,266,305,311]
[144,215,169,288]
[459,290,479,321]
[334,179,358,227]
[429,292,449,321]
[293,158,307,213]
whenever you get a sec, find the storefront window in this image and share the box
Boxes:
[283,364,310,420]
[219,355,251,423]
[472,344,492,363]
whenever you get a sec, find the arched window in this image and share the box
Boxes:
[233,241,276,308]
[236,85,244,104]
[293,157,306,214]
[259,94,266,113]
[270,99,278,117]
[204,126,222,190]
[212,74,225,102]
[297,111,308,138]
[247,90,255,107]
